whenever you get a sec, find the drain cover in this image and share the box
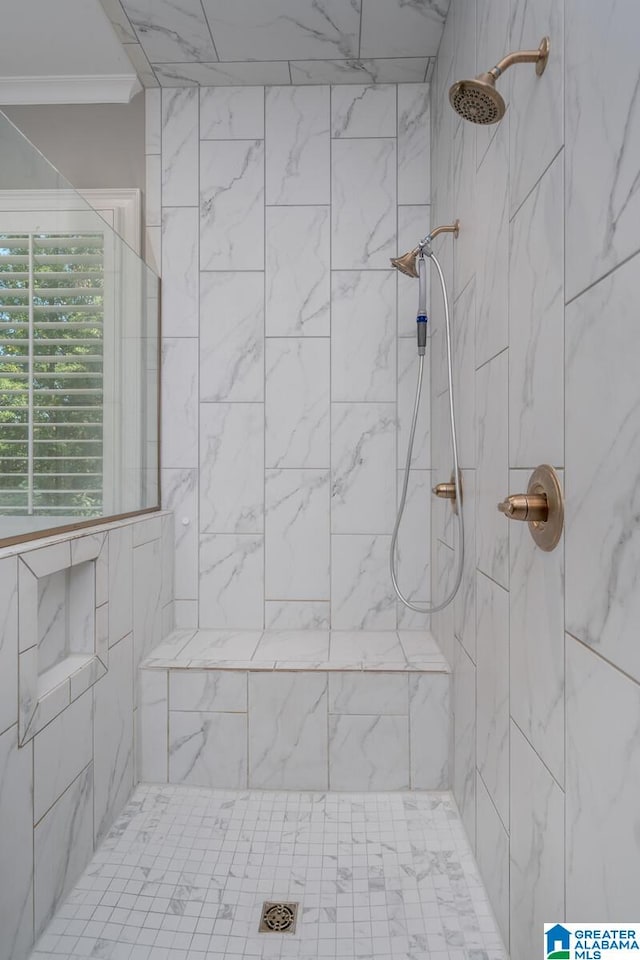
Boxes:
[259,901,298,934]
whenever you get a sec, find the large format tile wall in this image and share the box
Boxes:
[0,514,173,960]
[429,0,640,956]
[148,82,432,632]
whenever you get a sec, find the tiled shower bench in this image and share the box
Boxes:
[138,630,450,792]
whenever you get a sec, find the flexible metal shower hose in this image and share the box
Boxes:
[390,249,464,614]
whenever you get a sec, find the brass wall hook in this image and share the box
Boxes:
[497,464,563,551]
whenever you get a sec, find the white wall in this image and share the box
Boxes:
[430,0,640,955]
[151,83,433,631]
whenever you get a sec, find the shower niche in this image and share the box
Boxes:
[17,533,109,744]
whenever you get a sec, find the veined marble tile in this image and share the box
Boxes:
[476,349,509,587]
[452,119,477,305]
[161,88,198,207]
[248,672,328,790]
[409,673,450,789]
[169,711,247,789]
[138,669,168,783]
[328,671,407,714]
[332,137,396,269]
[509,0,563,215]
[566,254,640,683]
[331,84,396,138]
[34,689,93,824]
[101,0,137,43]
[145,154,161,227]
[476,570,510,828]
[476,119,508,369]
[202,0,360,61]
[453,638,476,848]
[510,722,565,960]
[331,402,396,534]
[122,0,216,62]
[0,724,33,960]
[170,669,246,711]
[475,0,510,169]
[161,514,174,610]
[265,469,330,601]
[566,635,640,917]
[133,539,162,666]
[510,469,564,785]
[200,403,264,535]
[397,205,430,337]
[125,41,158,87]
[21,541,69,580]
[397,84,430,205]
[18,647,38,745]
[34,763,93,936]
[255,631,330,662]
[430,540,455,668]
[451,276,476,469]
[200,139,264,270]
[265,205,330,337]
[145,87,161,153]
[265,85,330,205]
[398,630,447,662]
[155,60,290,86]
[265,338,330,469]
[161,207,198,337]
[108,526,133,646]
[161,338,198,468]
[0,558,18,735]
[329,715,410,790]
[394,469,430,605]
[179,629,262,660]
[331,271,396,402]
[476,773,509,947]
[360,0,445,58]
[331,535,395,630]
[200,85,264,140]
[453,469,476,663]
[290,58,431,85]
[330,630,404,663]
[174,600,198,629]
[94,635,134,844]
[509,154,563,467]
[264,601,330,630]
[161,469,198,601]
[199,534,264,629]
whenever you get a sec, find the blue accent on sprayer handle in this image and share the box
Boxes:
[416,314,427,355]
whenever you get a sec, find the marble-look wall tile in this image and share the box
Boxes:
[397,338,429,470]
[0,557,18,735]
[34,763,93,936]
[248,673,328,789]
[476,773,510,947]
[566,253,640,682]
[475,120,508,368]
[509,153,563,468]
[123,0,216,62]
[451,276,476,468]
[394,469,430,606]
[175,599,198,629]
[397,84,430,205]
[0,725,33,960]
[200,139,264,270]
[34,690,92,824]
[108,525,133,646]
[93,635,134,844]
[510,722,565,960]
[476,349,509,587]
[137,669,167,783]
[566,636,640,918]
[453,639,476,847]
[169,710,247,789]
[133,539,162,665]
[161,469,198,600]
[200,403,263,534]
[331,402,396,534]
[331,534,395,630]
[396,205,430,337]
[265,205,330,337]
[161,207,199,338]
[332,138,397,269]
[329,672,407,715]
[145,87,161,154]
[475,0,510,169]
[510,469,564,785]
[331,271,396,402]
[170,669,246,712]
[161,338,198,468]
[264,601,331,630]
[476,570,510,828]
[265,338,330,469]
[200,86,264,140]
[146,154,161,227]
[329,715,409,790]
[452,117,477,301]
[454,469,476,662]
[199,534,263,629]
[331,84,396,138]
[409,673,450,789]
[565,0,640,299]
[162,88,198,207]
[265,469,330,601]
[265,86,330,205]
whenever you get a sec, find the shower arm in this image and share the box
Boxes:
[489,37,550,78]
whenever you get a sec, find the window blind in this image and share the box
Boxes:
[0,232,104,516]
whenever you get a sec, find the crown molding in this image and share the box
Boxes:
[0,73,141,104]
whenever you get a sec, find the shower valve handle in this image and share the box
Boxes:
[497,493,548,522]
[497,465,564,552]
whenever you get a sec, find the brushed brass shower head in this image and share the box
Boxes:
[390,221,460,277]
[449,36,550,125]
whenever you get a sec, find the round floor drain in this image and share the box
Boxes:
[259,901,298,933]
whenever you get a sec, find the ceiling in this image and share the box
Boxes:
[99,0,450,87]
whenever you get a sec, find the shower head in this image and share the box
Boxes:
[390,221,460,278]
[449,36,550,125]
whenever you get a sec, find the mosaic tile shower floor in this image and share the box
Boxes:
[30,784,507,960]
